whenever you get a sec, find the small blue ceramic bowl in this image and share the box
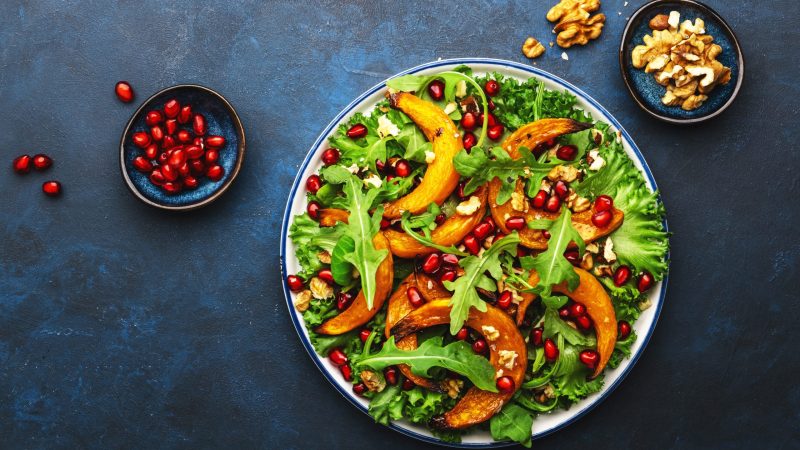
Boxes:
[119,85,245,210]
[619,0,744,124]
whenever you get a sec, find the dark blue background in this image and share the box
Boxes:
[1,1,798,448]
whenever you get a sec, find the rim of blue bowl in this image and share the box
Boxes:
[119,84,246,211]
[619,0,745,125]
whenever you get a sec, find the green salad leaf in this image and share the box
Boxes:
[399,205,468,256]
[542,307,596,347]
[396,123,432,163]
[289,213,346,279]
[453,146,550,205]
[551,336,604,402]
[368,383,403,425]
[490,403,534,447]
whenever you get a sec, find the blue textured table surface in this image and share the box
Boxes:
[1,1,798,448]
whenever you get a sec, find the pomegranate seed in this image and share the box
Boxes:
[380,219,391,230]
[543,231,551,239]
[488,98,496,111]
[165,119,177,136]
[193,113,207,136]
[478,112,497,127]
[353,383,367,396]
[461,112,477,131]
[637,271,654,292]
[462,132,477,151]
[594,195,614,212]
[554,180,570,199]
[497,291,513,309]
[564,249,580,266]
[472,339,487,354]
[132,132,151,148]
[484,79,500,96]
[177,105,192,124]
[421,253,441,274]
[544,338,559,361]
[463,234,480,255]
[618,321,632,339]
[321,148,340,165]
[591,210,613,227]
[114,81,134,103]
[161,164,178,182]
[532,190,547,209]
[190,160,205,175]
[132,156,152,173]
[145,110,164,126]
[42,181,62,197]
[306,174,323,194]
[439,270,457,283]
[505,216,525,231]
[517,247,529,258]
[287,275,304,292]
[456,327,469,340]
[205,149,219,164]
[428,79,445,101]
[184,176,198,189]
[384,367,399,385]
[487,124,504,141]
[556,145,577,161]
[164,99,180,118]
[576,315,592,331]
[472,222,493,240]
[150,125,164,142]
[163,181,182,194]
[569,302,586,317]
[337,291,354,310]
[579,349,599,369]
[435,213,446,225]
[402,379,415,390]
[149,169,166,185]
[340,365,353,381]
[145,144,159,160]
[205,135,225,147]
[496,375,515,394]
[559,307,570,319]
[329,348,348,366]
[307,201,322,220]
[318,269,334,285]
[531,327,543,347]
[31,154,53,171]
[178,163,190,177]
[168,148,187,167]
[613,265,631,286]
[442,253,459,266]
[457,181,467,200]
[346,124,367,138]
[177,129,192,143]
[359,329,372,343]
[545,195,561,212]
[385,174,395,182]
[407,286,425,308]
[186,145,203,160]
[12,155,32,174]
[394,160,411,177]
[162,135,176,150]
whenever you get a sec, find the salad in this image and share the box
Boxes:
[286,65,669,446]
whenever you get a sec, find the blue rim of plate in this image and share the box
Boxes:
[279,58,670,448]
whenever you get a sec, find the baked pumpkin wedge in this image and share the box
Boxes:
[383,92,462,219]
[385,273,451,391]
[318,208,350,227]
[384,184,488,258]
[516,267,617,378]
[391,299,527,430]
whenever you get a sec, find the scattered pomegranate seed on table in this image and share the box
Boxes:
[114,81,134,103]
[42,180,62,197]
[32,154,52,170]
[12,155,32,174]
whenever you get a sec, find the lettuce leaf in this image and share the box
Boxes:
[490,403,534,447]
[289,213,345,279]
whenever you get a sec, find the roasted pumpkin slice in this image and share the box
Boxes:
[383,92,462,219]
[501,118,591,159]
[515,268,617,378]
[318,208,350,227]
[315,231,394,335]
[391,299,527,430]
[385,273,451,391]
[384,184,488,258]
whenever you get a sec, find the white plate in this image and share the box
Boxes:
[280,58,669,447]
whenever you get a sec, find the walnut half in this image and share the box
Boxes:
[522,37,546,59]
[547,0,605,48]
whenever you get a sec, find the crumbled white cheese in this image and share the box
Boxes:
[561,51,569,61]
[511,291,524,305]
[588,150,606,171]
[455,80,467,98]
[482,325,500,341]
[603,237,617,263]
[496,369,504,378]
[456,196,481,215]
[425,150,436,164]
[498,350,518,370]
[377,115,400,138]
[668,11,680,29]
[363,174,382,189]
[346,164,359,174]
[443,102,457,115]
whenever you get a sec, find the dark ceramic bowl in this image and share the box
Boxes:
[619,0,744,124]
[120,85,245,211]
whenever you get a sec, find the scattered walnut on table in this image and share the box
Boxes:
[522,37,546,59]
[546,0,605,48]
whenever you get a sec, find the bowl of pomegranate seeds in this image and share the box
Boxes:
[119,84,245,210]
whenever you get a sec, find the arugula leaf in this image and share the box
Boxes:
[490,403,534,447]
[550,335,604,402]
[289,213,346,279]
[357,337,498,392]
[444,233,520,334]
[319,165,352,184]
[400,209,468,257]
[542,307,596,347]
[396,123,432,163]
[330,235,355,286]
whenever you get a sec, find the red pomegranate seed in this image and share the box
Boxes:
[613,265,631,287]
[205,135,225,147]
[488,98,496,111]
[146,110,163,126]
[462,132,477,151]
[594,195,614,212]
[428,80,445,101]
[353,383,367,396]
[193,113,207,136]
[205,149,219,165]
[161,164,178,182]
[162,135,176,150]
[178,163,190,177]
[544,338,559,361]
[380,219,391,230]
[579,349,599,369]
[441,253,459,267]
[307,201,321,220]
[132,156,152,173]
[473,222,493,240]
[114,81,134,103]
[478,112,497,127]
[517,247,529,258]
[531,327,543,347]
[554,180,570,199]
[144,144,158,160]
[472,339,487,354]
[184,176,198,189]
[435,213,446,225]
[559,307,571,319]
[487,124,504,141]
[31,154,52,171]
[543,231,551,239]
[329,348,348,366]
[564,249,580,266]
[440,270,457,283]
[150,126,164,142]
[422,253,441,274]
[505,216,525,231]
[190,160,205,175]
[461,112,477,131]
[175,130,190,143]
[496,291,513,309]
[346,124,367,139]
[186,145,203,160]
[317,269,334,285]
[168,148,187,167]
[359,329,372,343]
[456,181,467,200]
[193,137,204,147]
[162,181,182,194]
[157,152,169,165]
[337,291,354,310]
[164,99,180,119]
[402,379,415,390]
[618,321,632,339]
[569,302,586,317]
[165,119,177,136]
[591,210,613,227]
[306,174,323,193]
[321,148,340,165]
[394,160,411,177]
[287,275,304,292]
[576,315,592,331]
[206,164,224,181]
[545,195,561,212]
[177,105,192,124]
[132,132,151,148]
[456,327,469,340]
[149,169,166,185]
[463,234,480,255]
[42,181,62,197]
[340,364,353,381]
[532,190,547,209]
[637,271,654,292]
[484,79,500,96]
[556,145,577,161]
[12,155,32,174]
[384,366,399,385]
[496,375,515,394]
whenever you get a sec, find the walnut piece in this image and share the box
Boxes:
[294,290,312,312]
[547,0,605,48]
[309,277,333,300]
[522,37,546,59]
[649,14,670,30]
[360,370,386,393]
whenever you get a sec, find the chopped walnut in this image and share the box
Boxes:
[360,370,386,393]
[585,242,600,254]
[510,190,528,212]
[482,325,500,341]
[522,37,546,58]
[294,290,312,312]
[443,378,464,399]
[547,164,579,183]
[317,250,332,265]
[581,253,594,270]
[594,264,614,277]
[456,196,482,215]
[571,196,591,213]
[309,277,333,299]
[498,350,519,370]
